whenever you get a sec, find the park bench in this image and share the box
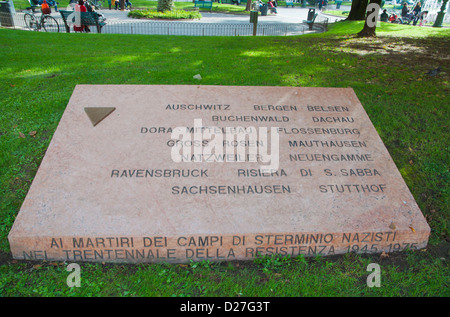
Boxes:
[27,0,58,12]
[194,0,213,12]
[285,0,294,7]
[303,12,318,30]
[59,10,106,33]
[221,0,241,4]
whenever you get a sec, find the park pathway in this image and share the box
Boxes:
[93,6,329,35]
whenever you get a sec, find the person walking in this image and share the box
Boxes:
[412,1,421,25]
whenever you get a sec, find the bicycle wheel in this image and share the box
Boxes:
[42,15,60,33]
[24,13,38,31]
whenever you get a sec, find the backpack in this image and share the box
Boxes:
[41,1,51,14]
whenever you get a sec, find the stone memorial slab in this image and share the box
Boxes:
[8,85,430,263]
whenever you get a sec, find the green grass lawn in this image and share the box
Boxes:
[325,9,349,17]
[0,20,449,297]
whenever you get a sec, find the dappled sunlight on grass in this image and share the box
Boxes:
[327,20,450,38]
[332,37,429,56]
[240,50,273,57]
[0,67,14,77]
[169,47,182,54]
[376,22,450,37]
[10,67,63,79]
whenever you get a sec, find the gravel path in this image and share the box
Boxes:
[99,6,311,24]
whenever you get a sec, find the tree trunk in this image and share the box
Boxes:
[346,0,369,20]
[245,0,252,11]
[157,0,174,12]
[357,0,382,37]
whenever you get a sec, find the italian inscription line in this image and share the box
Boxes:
[18,231,428,262]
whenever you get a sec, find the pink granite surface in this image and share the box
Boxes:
[8,85,430,263]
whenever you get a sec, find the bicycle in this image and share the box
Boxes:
[24,8,60,32]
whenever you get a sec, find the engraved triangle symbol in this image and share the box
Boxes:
[84,107,116,127]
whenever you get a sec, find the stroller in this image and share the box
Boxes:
[388,12,401,23]
[399,12,415,24]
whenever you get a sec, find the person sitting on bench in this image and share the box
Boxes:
[268,0,277,14]
[74,0,87,32]
[380,9,389,22]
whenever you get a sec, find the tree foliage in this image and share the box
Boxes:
[245,0,251,11]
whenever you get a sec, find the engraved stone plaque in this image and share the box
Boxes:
[8,85,430,263]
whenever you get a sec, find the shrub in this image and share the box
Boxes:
[128,9,202,20]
